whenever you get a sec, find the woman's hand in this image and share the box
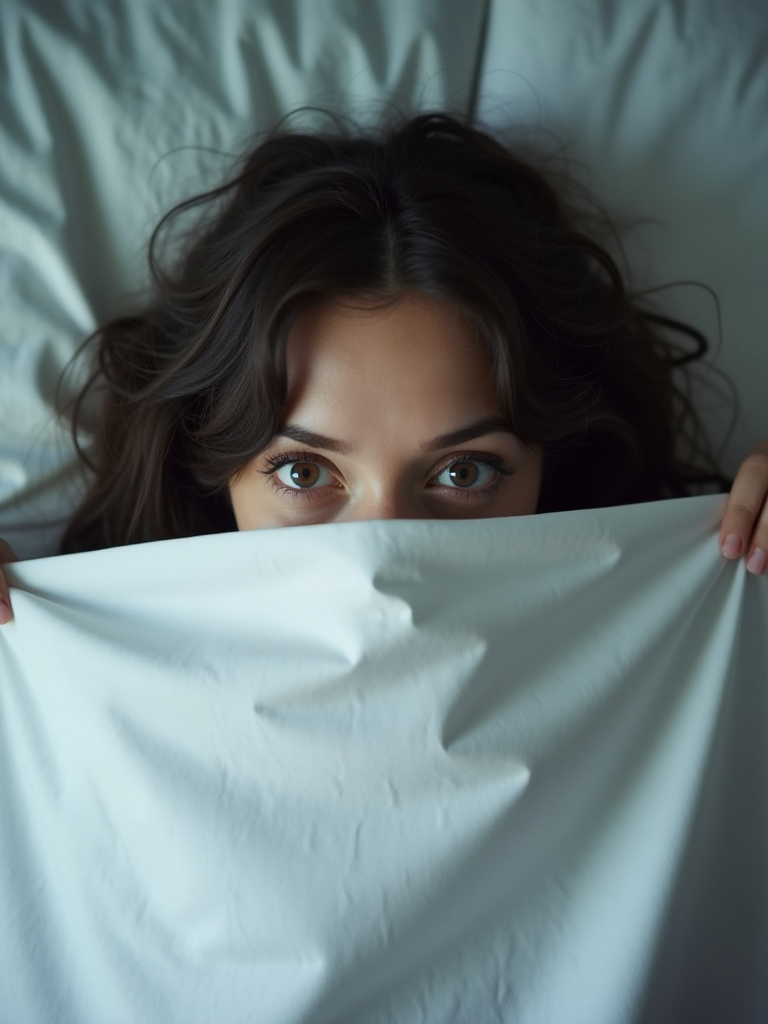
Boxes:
[720,440,768,575]
[0,538,20,624]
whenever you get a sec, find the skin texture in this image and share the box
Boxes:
[718,439,768,571]
[228,293,543,529]
[0,538,19,624]
[0,292,766,624]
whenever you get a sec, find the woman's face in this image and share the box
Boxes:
[228,292,543,529]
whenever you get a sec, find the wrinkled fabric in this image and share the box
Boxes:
[1,494,767,1024]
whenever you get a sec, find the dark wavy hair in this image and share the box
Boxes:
[53,109,731,554]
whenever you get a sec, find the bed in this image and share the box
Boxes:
[1,2,767,1021]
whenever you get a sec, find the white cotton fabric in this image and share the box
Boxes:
[2,494,767,1024]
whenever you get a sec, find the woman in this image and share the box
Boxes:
[1,110,766,623]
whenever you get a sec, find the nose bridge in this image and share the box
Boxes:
[344,477,423,522]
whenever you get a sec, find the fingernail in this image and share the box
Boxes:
[722,533,742,558]
[0,597,11,624]
[747,548,768,575]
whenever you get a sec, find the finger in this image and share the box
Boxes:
[719,444,768,574]
[0,538,20,624]
[742,451,768,575]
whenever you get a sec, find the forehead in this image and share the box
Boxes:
[285,292,499,408]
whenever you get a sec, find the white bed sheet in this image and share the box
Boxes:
[2,494,768,1024]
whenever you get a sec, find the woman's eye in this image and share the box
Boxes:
[433,459,497,489]
[275,460,335,489]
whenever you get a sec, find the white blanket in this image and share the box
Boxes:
[2,493,767,1023]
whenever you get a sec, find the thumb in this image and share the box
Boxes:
[0,539,20,624]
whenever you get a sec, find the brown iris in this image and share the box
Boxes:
[448,461,479,487]
[290,462,321,487]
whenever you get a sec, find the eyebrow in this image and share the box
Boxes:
[277,424,353,454]
[421,416,518,453]
[277,416,517,455]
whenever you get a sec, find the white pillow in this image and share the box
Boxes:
[1,0,765,559]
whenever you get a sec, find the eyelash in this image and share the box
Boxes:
[260,450,341,502]
[260,449,516,502]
